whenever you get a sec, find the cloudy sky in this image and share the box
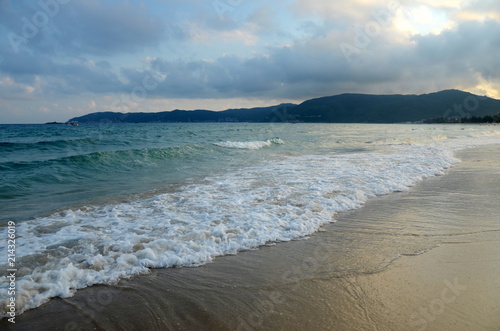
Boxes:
[0,0,499,123]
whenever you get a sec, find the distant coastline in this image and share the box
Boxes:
[68,90,500,125]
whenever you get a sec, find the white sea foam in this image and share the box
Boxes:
[214,138,284,150]
[1,129,500,317]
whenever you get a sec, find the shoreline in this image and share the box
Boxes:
[3,144,500,330]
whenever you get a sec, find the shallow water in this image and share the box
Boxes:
[4,145,499,331]
[1,123,500,318]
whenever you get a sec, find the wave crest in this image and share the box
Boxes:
[214,138,284,150]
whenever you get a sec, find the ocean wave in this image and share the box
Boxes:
[61,147,187,169]
[1,144,206,172]
[0,138,104,151]
[0,145,212,201]
[214,138,285,150]
[0,144,460,317]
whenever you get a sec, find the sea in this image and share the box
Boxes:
[1,122,500,318]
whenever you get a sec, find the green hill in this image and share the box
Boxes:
[69,90,500,124]
[288,90,500,123]
[69,104,295,123]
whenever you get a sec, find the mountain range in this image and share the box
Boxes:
[69,90,500,124]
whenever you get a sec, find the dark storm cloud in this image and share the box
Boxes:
[0,45,122,96]
[0,0,174,99]
[0,0,173,56]
[412,20,500,79]
[123,55,284,99]
[119,40,391,100]
[0,48,52,76]
[1,0,499,107]
[51,1,173,56]
[115,19,499,101]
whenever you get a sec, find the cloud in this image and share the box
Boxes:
[411,20,500,79]
[0,0,500,123]
[52,1,171,56]
[0,74,39,99]
[0,49,123,97]
[0,0,173,57]
[114,18,499,101]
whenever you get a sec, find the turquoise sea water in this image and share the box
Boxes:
[0,123,291,221]
[1,122,500,317]
[0,123,401,222]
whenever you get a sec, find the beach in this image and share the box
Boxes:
[2,0,500,328]
[3,143,499,330]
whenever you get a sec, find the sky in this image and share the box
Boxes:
[0,0,499,123]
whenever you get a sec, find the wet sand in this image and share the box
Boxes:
[3,145,500,330]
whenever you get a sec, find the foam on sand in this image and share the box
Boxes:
[1,129,500,318]
[0,144,459,316]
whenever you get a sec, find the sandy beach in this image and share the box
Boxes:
[3,144,499,331]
